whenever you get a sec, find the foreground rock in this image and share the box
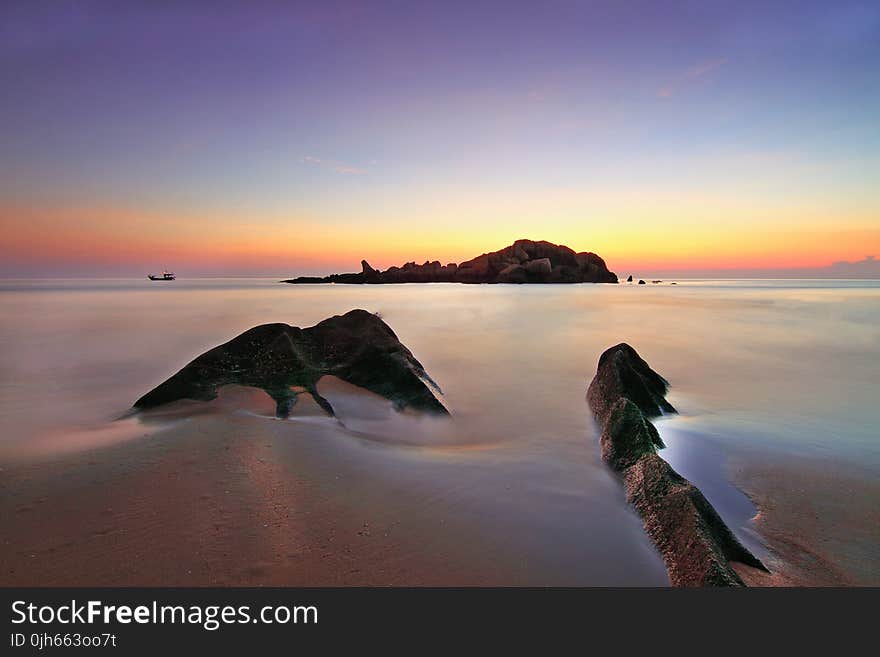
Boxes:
[284,239,617,284]
[135,309,448,417]
[587,343,768,586]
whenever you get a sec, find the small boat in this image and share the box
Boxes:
[148,270,176,281]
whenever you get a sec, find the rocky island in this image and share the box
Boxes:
[135,309,448,418]
[284,239,617,284]
[587,343,769,586]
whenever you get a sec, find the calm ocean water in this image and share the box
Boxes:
[1,277,878,582]
[2,278,877,461]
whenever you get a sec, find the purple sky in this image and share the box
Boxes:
[1,1,878,276]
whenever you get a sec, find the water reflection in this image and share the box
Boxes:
[0,277,878,583]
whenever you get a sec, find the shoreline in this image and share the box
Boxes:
[1,389,668,586]
[2,279,877,587]
[1,414,508,586]
[729,448,880,586]
[653,410,879,587]
[4,397,876,586]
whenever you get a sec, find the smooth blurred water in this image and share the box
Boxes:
[5,278,878,459]
[0,277,878,582]
[0,277,877,464]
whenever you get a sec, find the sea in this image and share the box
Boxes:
[1,278,878,584]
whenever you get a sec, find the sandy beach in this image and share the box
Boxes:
[3,383,877,587]
[2,384,667,586]
[2,280,878,587]
[731,450,880,586]
[3,408,502,586]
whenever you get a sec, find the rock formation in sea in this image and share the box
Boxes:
[134,309,448,418]
[283,239,617,284]
[587,343,768,586]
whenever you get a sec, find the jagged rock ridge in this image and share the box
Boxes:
[587,343,768,586]
[134,309,448,417]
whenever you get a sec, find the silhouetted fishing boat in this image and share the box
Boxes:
[148,270,175,281]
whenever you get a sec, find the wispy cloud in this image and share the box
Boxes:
[302,155,368,175]
[334,165,366,175]
[658,57,727,98]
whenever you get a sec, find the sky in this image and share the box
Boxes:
[1,0,878,277]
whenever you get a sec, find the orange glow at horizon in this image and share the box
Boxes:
[1,202,878,275]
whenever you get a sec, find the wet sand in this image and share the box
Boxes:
[2,414,509,586]
[1,385,668,586]
[2,393,487,585]
[3,384,877,587]
[729,449,880,587]
[2,280,878,587]
[654,419,880,586]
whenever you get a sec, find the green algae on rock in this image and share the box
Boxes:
[587,343,768,586]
